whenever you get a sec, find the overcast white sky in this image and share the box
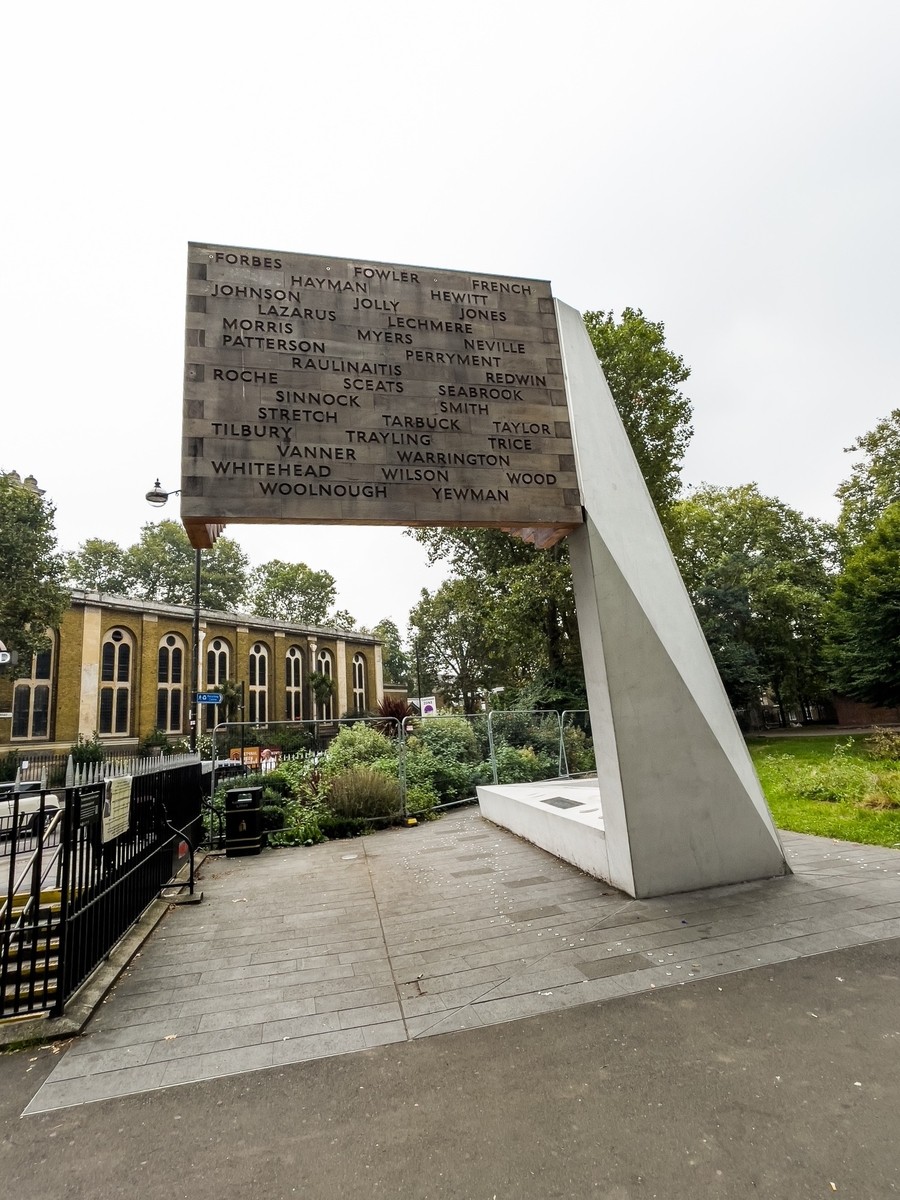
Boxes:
[4,2,898,629]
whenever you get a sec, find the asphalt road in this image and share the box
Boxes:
[2,937,899,1199]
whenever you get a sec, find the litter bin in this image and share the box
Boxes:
[225,786,263,857]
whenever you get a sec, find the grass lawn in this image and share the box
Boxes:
[748,734,900,849]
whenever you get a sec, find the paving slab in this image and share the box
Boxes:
[21,808,900,1114]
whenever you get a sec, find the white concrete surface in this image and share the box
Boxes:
[477,780,609,881]
[557,299,789,897]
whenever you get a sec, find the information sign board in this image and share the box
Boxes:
[78,784,103,828]
[181,244,582,547]
[102,776,132,843]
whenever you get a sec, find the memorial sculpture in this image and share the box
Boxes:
[182,243,789,897]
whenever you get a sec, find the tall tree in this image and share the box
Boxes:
[584,307,693,520]
[124,521,248,610]
[405,306,693,706]
[246,559,336,624]
[68,538,130,593]
[0,473,68,665]
[670,485,833,718]
[409,530,584,708]
[409,578,508,713]
[827,503,900,707]
[370,618,410,685]
[331,609,358,631]
[835,409,900,552]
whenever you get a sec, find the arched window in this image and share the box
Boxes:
[285,645,304,720]
[11,635,55,741]
[99,628,133,736]
[316,648,334,720]
[248,642,268,723]
[156,633,185,733]
[352,653,367,713]
[204,637,231,731]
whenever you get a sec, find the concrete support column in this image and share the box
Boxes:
[557,299,789,897]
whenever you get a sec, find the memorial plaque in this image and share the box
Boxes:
[540,796,584,810]
[181,243,583,548]
[78,784,103,828]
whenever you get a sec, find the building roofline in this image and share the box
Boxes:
[67,589,381,644]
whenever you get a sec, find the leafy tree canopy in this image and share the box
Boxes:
[126,521,248,610]
[409,577,509,713]
[331,608,358,631]
[670,485,833,712]
[827,503,900,708]
[408,533,585,711]
[0,474,68,665]
[245,558,337,624]
[835,409,900,553]
[370,617,410,685]
[404,307,696,707]
[68,520,249,611]
[584,307,693,520]
[67,538,130,594]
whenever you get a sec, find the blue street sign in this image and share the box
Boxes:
[196,692,223,704]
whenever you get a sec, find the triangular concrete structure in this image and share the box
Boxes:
[557,300,789,897]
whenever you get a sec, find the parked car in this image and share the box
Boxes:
[0,782,61,837]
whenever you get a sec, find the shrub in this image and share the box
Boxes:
[562,724,595,774]
[0,752,19,783]
[409,715,480,762]
[399,746,475,803]
[269,794,331,846]
[857,791,900,811]
[139,728,169,754]
[140,730,190,757]
[322,725,397,775]
[227,769,295,799]
[865,727,900,761]
[525,714,564,756]
[327,766,401,819]
[317,814,371,839]
[476,743,557,785]
[373,695,413,737]
[70,732,103,765]
[262,726,315,755]
[406,783,439,817]
[261,803,287,831]
[488,710,535,748]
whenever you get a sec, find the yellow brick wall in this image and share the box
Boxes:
[53,608,86,744]
[0,596,382,752]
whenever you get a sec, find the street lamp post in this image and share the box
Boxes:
[145,480,200,752]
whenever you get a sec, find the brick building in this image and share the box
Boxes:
[1,590,383,752]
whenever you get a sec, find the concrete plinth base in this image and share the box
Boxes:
[477,780,610,884]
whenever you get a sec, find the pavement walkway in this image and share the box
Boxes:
[5,934,900,1199]
[21,806,900,1116]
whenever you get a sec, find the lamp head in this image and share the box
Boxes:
[145,479,178,507]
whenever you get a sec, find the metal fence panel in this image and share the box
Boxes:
[0,791,64,1018]
[54,760,203,1013]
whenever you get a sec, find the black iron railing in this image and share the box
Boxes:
[54,761,202,1014]
[0,759,202,1021]
[0,792,65,1018]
